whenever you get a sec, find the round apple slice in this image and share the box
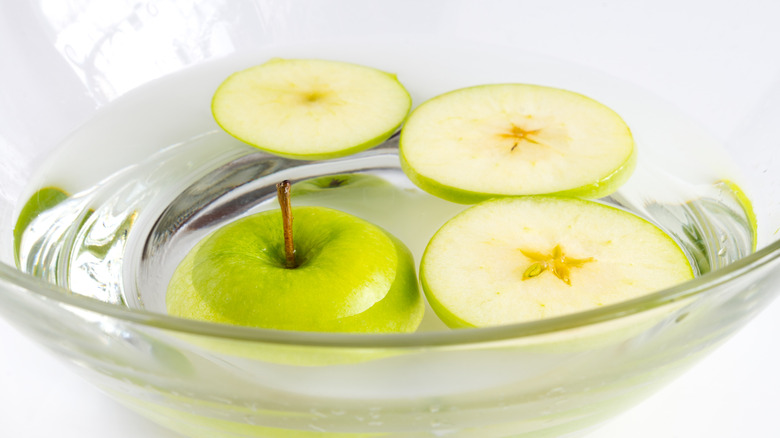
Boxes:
[400,84,636,203]
[420,196,693,328]
[212,58,412,159]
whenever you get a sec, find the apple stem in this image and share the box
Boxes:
[276,180,297,269]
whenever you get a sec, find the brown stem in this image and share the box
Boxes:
[276,180,297,269]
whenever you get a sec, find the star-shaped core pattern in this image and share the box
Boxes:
[520,244,594,286]
[499,123,544,151]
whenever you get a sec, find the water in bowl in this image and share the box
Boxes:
[13,42,755,332]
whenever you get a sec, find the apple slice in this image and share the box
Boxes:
[13,187,69,265]
[400,84,636,203]
[167,182,423,333]
[420,196,693,328]
[212,58,412,159]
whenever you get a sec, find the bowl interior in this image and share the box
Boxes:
[2,2,780,437]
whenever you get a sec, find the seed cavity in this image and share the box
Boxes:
[520,244,594,286]
[302,90,327,103]
[499,124,544,152]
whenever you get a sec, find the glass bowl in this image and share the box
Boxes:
[2,1,780,437]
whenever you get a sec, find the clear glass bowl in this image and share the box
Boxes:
[2,1,780,437]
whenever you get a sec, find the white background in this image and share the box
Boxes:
[2,1,780,437]
[2,295,779,437]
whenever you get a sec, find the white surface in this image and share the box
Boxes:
[1,296,779,437]
[1,2,779,436]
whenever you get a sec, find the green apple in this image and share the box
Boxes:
[166,184,423,333]
[212,58,412,160]
[420,196,693,328]
[716,179,757,251]
[399,84,636,203]
[13,187,69,265]
[290,173,392,198]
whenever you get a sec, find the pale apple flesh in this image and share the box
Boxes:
[167,206,423,333]
[212,58,412,160]
[420,197,694,328]
[399,84,636,203]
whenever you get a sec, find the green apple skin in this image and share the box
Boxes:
[420,273,474,329]
[13,187,69,265]
[400,148,636,205]
[291,174,392,198]
[420,196,694,329]
[212,58,412,160]
[399,84,636,204]
[716,179,757,251]
[167,206,423,333]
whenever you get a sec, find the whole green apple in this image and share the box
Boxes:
[166,203,423,333]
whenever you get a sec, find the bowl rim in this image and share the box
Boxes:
[1,236,777,348]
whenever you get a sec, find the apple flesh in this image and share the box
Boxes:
[420,196,694,328]
[212,58,412,160]
[399,84,636,204]
[166,206,424,333]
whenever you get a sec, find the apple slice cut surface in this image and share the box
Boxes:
[400,84,636,203]
[212,58,412,159]
[420,197,694,328]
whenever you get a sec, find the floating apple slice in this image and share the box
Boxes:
[167,182,423,333]
[13,187,69,265]
[716,179,757,251]
[400,84,636,203]
[212,58,412,159]
[420,196,693,328]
